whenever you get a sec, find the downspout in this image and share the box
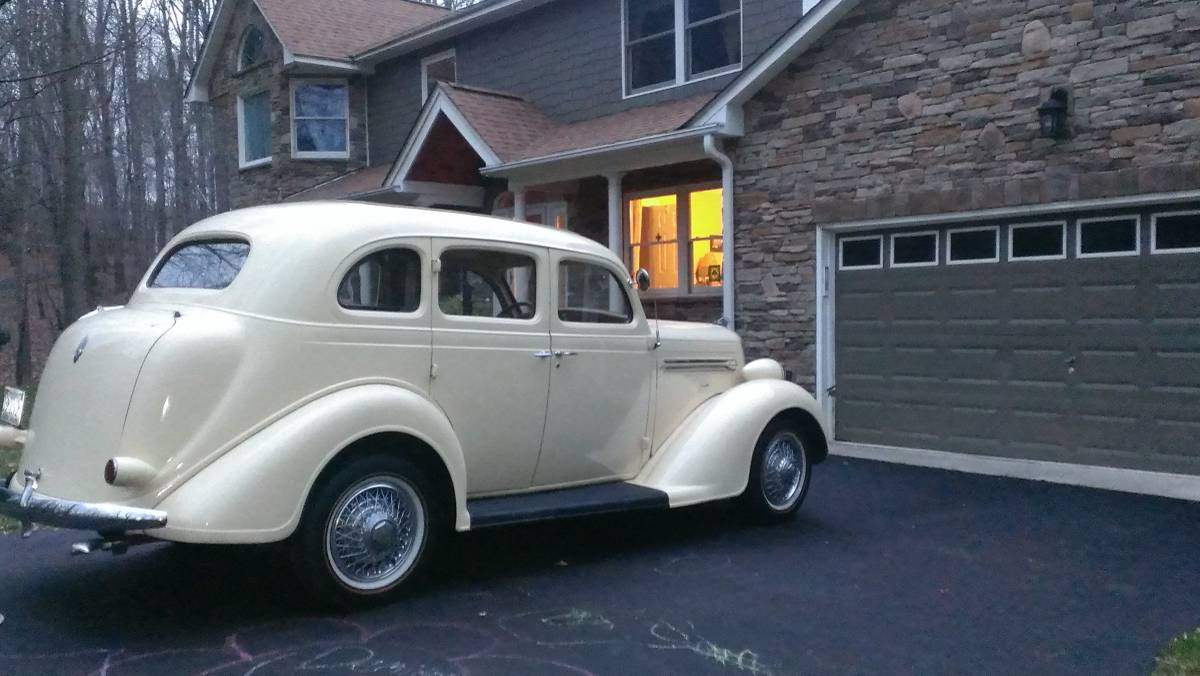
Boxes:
[703,134,735,329]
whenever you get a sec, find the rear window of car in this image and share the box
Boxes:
[149,239,250,289]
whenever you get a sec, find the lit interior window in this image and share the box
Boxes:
[627,188,724,292]
[629,194,679,290]
[689,188,723,287]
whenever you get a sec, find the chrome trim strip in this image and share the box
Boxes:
[0,482,168,533]
[662,358,739,371]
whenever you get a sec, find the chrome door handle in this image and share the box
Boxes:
[554,350,578,357]
[533,350,554,359]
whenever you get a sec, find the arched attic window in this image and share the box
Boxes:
[239,26,265,70]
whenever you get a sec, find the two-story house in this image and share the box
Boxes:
[187,0,1200,489]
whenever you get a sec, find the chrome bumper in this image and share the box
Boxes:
[1,471,168,533]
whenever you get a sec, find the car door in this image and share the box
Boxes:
[430,239,551,495]
[531,253,655,487]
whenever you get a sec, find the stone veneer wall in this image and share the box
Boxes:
[207,1,368,209]
[732,0,1200,389]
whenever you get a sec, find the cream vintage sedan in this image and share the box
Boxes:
[0,202,828,605]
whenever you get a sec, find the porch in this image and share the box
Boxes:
[291,83,738,323]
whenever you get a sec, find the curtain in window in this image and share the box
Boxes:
[294,84,348,153]
[629,196,679,290]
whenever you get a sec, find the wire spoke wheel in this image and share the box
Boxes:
[760,431,807,511]
[323,476,426,592]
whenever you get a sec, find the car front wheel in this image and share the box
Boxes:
[292,454,440,607]
[743,420,812,521]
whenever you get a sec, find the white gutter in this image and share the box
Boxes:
[355,0,555,63]
[481,124,726,177]
[703,134,735,330]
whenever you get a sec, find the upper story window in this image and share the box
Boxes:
[627,186,723,295]
[623,0,742,96]
[421,50,457,102]
[239,26,265,70]
[291,80,349,159]
[237,90,271,168]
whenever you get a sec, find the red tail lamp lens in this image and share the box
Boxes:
[104,459,117,485]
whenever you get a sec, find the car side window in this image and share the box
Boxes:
[557,260,634,324]
[439,248,537,320]
[338,248,421,313]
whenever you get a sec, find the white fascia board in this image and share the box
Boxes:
[283,52,369,75]
[184,0,232,102]
[385,87,501,188]
[480,124,725,178]
[691,0,861,128]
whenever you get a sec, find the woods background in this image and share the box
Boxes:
[0,0,474,388]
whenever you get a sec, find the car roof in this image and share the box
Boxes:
[181,201,619,263]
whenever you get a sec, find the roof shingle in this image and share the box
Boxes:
[256,0,447,60]
[438,84,715,165]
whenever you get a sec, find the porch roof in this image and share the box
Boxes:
[283,165,393,202]
[387,82,719,188]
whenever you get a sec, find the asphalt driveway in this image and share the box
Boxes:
[0,457,1196,675]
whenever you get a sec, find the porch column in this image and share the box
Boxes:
[604,172,624,259]
[512,185,527,222]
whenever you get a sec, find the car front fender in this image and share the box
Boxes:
[634,378,827,508]
[152,384,468,544]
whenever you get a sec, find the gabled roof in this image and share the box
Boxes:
[186,0,447,102]
[441,85,555,162]
[388,83,718,187]
[258,0,447,60]
[355,0,556,63]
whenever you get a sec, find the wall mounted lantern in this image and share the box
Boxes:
[1038,87,1072,140]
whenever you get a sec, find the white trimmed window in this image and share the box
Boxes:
[626,185,724,294]
[237,90,271,168]
[421,50,457,102]
[291,80,349,159]
[239,26,265,70]
[623,0,742,96]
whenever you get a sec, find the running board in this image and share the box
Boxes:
[467,481,670,529]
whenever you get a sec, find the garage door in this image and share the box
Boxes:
[833,206,1200,475]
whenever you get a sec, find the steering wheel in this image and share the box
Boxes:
[498,301,535,319]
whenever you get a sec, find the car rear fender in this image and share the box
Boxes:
[634,378,827,508]
[152,384,467,544]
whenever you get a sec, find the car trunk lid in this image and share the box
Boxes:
[16,307,177,502]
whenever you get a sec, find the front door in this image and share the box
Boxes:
[431,240,551,494]
[532,254,654,487]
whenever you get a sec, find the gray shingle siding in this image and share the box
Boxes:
[365,0,808,161]
[366,56,424,168]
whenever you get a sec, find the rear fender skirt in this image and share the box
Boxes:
[634,379,826,508]
[152,384,467,544]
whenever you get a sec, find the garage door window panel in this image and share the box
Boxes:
[891,231,938,268]
[1009,222,1066,261]
[839,236,882,270]
[1152,212,1200,254]
[948,227,999,264]
[1078,217,1140,258]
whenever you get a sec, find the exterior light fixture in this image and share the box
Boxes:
[1038,87,1071,140]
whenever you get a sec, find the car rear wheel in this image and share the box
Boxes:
[292,454,441,608]
[743,420,812,521]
